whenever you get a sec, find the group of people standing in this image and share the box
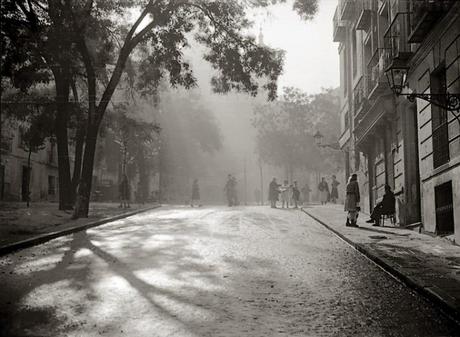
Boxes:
[317,175,340,205]
[268,178,302,209]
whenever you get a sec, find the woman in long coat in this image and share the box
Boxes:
[344,174,360,227]
[318,178,329,205]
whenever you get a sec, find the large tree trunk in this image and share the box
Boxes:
[72,124,98,218]
[71,121,85,202]
[55,76,73,210]
[70,81,85,203]
[136,148,148,204]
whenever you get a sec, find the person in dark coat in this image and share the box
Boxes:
[119,174,130,209]
[292,181,300,208]
[344,174,360,227]
[268,177,280,208]
[191,179,201,207]
[318,178,329,205]
[366,184,395,226]
[330,175,340,203]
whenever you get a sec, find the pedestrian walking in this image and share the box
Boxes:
[191,179,201,207]
[119,174,130,209]
[301,183,311,205]
[292,181,300,208]
[330,175,340,204]
[268,177,280,208]
[280,180,291,208]
[344,173,360,227]
[318,177,329,205]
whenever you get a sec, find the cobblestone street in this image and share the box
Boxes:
[1,206,459,337]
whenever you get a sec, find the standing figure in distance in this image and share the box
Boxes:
[191,179,201,207]
[119,174,130,209]
[301,183,311,205]
[330,175,340,204]
[344,173,360,227]
[318,177,329,205]
[292,181,300,208]
[280,180,291,208]
[268,177,280,208]
[224,174,234,206]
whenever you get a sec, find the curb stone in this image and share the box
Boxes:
[0,205,161,257]
[301,207,460,324]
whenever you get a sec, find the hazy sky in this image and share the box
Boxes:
[253,0,339,94]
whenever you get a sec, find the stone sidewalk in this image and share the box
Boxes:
[301,204,460,322]
[0,202,159,255]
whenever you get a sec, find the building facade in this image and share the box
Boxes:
[0,124,59,202]
[334,0,459,240]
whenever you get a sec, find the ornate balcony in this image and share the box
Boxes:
[353,75,368,116]
[339,0,355,21]
[384,12,412,61]
[356,0,373,31]
[367,48,391,100]
[408,0,455,43]
[333,7,347,42]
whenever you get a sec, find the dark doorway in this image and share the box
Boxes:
[434,181,454,235]
[0,165,4,200]
[21,165,31,202]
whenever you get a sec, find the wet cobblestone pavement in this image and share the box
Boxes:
[1,206,459,336]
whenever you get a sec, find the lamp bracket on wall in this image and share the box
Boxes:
[403,93,460,113]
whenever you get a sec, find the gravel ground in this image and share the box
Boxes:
[0,202,153,246]
[0,206,459,337]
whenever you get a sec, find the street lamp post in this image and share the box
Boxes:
[313,130,341,151]
[384,61,460,117]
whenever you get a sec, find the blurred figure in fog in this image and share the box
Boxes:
[292,181,300,208]
[301,183,311,205]
[191,179,201,207]
[330,175,340,204]
[254,188,261,205]
[231,175,239,206]
[268,177,280,208]
[280,180,291,208]
[318,177,329,205]
[119,174,130,209]
[225,174,238,206]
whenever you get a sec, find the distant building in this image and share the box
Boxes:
[0,123,59,202]
[333,0,459,241]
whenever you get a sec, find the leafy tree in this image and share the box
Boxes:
[1,0,86,209]
[253,87,341,180]
[65,0,318,217]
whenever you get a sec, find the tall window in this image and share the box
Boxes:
[430,66,449,168]
[352,29,358,77]
[48,175,56,195]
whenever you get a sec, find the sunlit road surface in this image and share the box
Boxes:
[1,206,459,337]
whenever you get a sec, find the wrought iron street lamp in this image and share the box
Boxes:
[314,130,340,150]
[385,62,460,113]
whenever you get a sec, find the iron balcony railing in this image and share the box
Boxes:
[333,6,347,42]
[366,48,390,96]
[384,12,412,61]
[339,0,355,21]
[408,0,455,43]
[355,0,373,31]
[353,76,366,115]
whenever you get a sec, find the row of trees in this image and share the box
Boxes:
[253,87,342,180]
[1,0,318,217]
